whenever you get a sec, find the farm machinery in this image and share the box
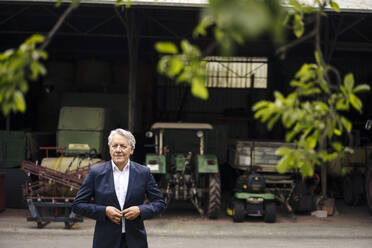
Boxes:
[145,122,221,219]
[329,145,372,214]
[21,106,110,228]
[227,141,303,222]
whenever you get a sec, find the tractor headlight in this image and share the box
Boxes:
[196,130,204,138]
[145,131,153,138]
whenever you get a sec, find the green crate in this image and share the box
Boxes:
[0,131,25,168]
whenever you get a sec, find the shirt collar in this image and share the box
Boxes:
[112,160,130,172]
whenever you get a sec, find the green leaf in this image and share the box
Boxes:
[289,0,302,13]
[55,0,63,7]
[300,162,314,177]
[252,100,269,111]
[293,14,304,38]
[349,93,362,111]
[276,155,291,174]
[157,56,170,74]
[324,152,339,161]
[308,137,317,149]
[302,6,315,14]
[177,73,187,83]
[336,99,348,110]
[344,73,354,92]
[167,57,183,77]
[155,42,178,54]
[13,90,26,112]
[214,28,225,44]
[341,116,352,132]
[330,0,340,12]
[276,147,292,156]
[191,78,209,100]
[193,15,214,37]
[353,84,370,93]
[126,0,131,8]
[333,129,341,136]
[267,113,280,130]
[25,34,45,45]
[331,142,342,151]
[19,80,28,93]
[115,0,124,7]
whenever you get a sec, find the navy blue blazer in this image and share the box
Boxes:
[72,161,166,248]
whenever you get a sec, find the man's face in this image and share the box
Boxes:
[109,133,134,167]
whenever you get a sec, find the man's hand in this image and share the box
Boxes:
[106,206,123,224]
[122,206,140,220]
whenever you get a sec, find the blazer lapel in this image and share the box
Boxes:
[124,161,137,207]
[106,161,121,209]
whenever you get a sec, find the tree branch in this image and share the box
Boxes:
[40,4,75,50]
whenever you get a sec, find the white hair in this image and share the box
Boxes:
[108,128,136,148]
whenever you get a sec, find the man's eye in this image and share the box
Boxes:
[112,145,127,150]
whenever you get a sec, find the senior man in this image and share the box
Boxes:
[73,128,166,248]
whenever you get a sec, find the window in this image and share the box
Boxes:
[205,56,268,88]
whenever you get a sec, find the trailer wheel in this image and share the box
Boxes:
[232,200,245,222]
[264,201,276,223]
[366,166,372,215]
[207,174,221,219]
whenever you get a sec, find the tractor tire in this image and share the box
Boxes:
[207,174,221,219]
[366,166,372,215]
[264,201,276,223]
[232,200,245,222]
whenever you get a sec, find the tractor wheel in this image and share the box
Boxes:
[366,166,372,215]
[232,200,245,222]
[207,174,221,219]
[264,201,276,223]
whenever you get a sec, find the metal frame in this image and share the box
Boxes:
[26,198,82,229]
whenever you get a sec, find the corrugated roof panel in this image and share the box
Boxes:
[3,0,208,7]
[296,0,372,11]
[4,0,372,10]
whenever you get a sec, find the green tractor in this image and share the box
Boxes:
[227,171,276,223]
[226,141,292,223]
[145,122,221,219]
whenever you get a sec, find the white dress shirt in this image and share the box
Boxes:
[112,160,130,233]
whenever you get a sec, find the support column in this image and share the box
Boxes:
[126,10,140,133]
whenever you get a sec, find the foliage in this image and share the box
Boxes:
[0,35,47,115]
[156,0,370,177]
[156,41,208,99]
[253,66,369,176]
[0,0,124,116]
[253,0,369,176]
